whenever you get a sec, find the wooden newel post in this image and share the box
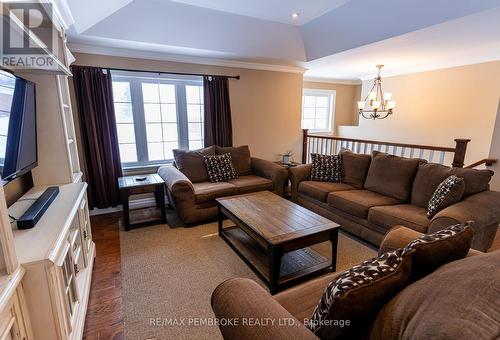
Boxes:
[452,139,471,168]
[302,129,309,164]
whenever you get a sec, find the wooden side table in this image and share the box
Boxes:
[118,174,167,231]
[274,161,301,198]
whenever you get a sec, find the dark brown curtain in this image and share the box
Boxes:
[72,66,122,209]
[203,76,233,147]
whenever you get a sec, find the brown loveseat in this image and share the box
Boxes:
[158,145,288,224]
[211,226,499,340]
[290,150,500,251]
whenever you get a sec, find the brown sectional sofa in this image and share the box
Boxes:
[211,226,499,340]
[158,145,288,224]
[290,150,500,251]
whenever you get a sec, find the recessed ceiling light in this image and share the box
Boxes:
[291,12,300,19]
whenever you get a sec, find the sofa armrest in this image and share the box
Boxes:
[251,158,288,196]
[158,166,199,223]
[379,225,484,257]
[211,278,318,340]
[158,166,194,193]
[379,225,424,255]
[289,164,312,202]
[430,190,500,251]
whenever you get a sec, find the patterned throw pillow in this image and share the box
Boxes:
[427,175,465,218]
[308,248,414,339]
[203,153,238,182]
[310,153,342,183]
[403,222,473,281]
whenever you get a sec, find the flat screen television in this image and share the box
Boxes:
[0,69,37,183]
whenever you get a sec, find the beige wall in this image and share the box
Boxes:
[71,53,304,162]
[303,81,361,133]
[488,99,500,190]
[338,60,500,167]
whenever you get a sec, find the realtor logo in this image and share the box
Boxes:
[1,1,57,70]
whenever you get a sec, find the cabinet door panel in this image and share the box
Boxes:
[78,196,92,266]
[0,292,29,340]
[52,241,79,338]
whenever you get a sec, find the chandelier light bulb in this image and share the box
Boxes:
[384,92,392,100]
[368,92,377,100]
[357,101,365,110]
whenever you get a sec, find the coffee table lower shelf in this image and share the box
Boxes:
[220,226,332,293]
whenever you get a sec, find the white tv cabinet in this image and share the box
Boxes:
[8,183,95,340]
[0,1,93,338]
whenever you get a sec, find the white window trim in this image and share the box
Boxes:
[111,72,204,168]
[301,89,336,134]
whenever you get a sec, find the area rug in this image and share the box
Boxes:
[120,217,376,340]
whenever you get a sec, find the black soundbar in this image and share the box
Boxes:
[17,186,59,229]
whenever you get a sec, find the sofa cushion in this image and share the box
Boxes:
[173,145,215,183]
[369,250,499,340]
[308,248,414,339]
[311,153,343,182]
[203,153,238,182]
[427,175,465,218]
[364,151,424,201]
[411,163,453,207]
[402,222,473,281]
[411,163,493,207]
[192,181,237,204]
[341,149,371,189]
[450,167,493,198]
[227,175,273,194]
[368,204,430,234]
[299,181,355,202]
[216,145,252,176]
[328,190,402,219]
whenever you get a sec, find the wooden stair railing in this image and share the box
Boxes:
[302,129,471,168]
[465,158,497,169]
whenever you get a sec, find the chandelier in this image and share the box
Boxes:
[357,65,396,120]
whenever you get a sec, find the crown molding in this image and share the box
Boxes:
[39,0,75,31]
[303,76,361,85]
[67,42,306,74]
[53,0,75,29]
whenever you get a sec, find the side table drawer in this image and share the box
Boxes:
[128,185,156,195]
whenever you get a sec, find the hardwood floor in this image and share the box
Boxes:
[83,213,123,340]
[82,210,500,340]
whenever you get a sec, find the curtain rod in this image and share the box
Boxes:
[105,66,240,80]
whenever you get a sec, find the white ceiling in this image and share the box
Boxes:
[68,0,133,33]
[168,0,350,25]
[75,0,306,62]
[65,0,500,80]
[303,6,500,80]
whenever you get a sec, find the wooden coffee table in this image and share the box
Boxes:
[216,191,339,294]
